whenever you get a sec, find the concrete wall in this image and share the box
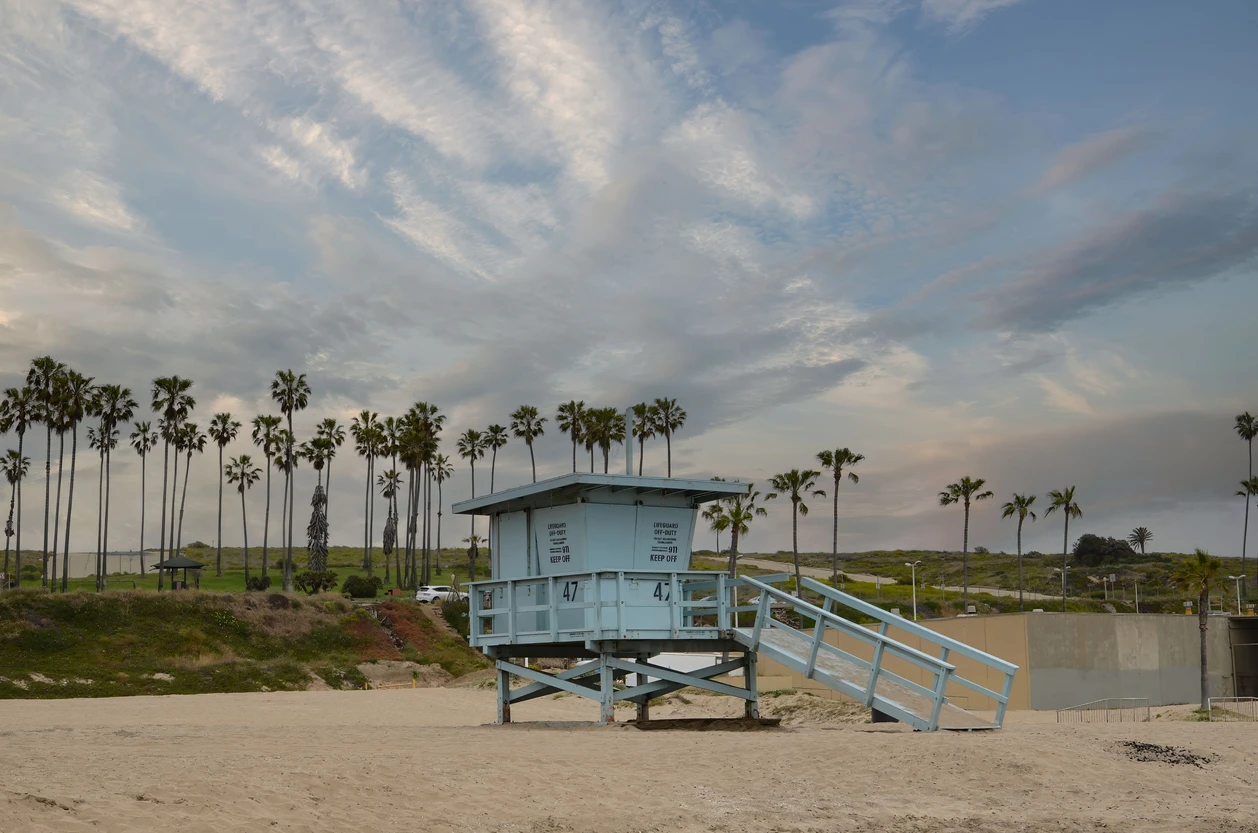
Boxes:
[749,612,1235,711]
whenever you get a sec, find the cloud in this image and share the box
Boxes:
[1035,375,1094,416]
[920,0,1026,35]
[1029,125,1147,194]
[974,189,1258,332]
[47,170,141,232]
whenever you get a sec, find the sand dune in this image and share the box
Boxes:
[2,689,1255,832]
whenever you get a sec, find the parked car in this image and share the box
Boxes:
[415,585,468,604]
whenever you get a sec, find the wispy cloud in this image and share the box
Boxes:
[920,0,1026,35]
[1029,125,1147,194]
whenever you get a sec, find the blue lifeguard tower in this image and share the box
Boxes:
[455,472,1018,729]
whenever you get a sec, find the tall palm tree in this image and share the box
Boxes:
[151,376,194,591]
[95,384,137,589]
[378,468,401,585]
[409,404,445,588]
[1001,493,1037,611]
[27,356,66,582]
[270,370,310,592]
[702,501,727,554]
[631,403,657,476]
[720,485,768,616]
[129,422,158,575]
[0,387,38,587]
[581,407,625,473]
[315,417,346,530]
[1045,486,1083,612]
[1237,413,1257,597]
[485,424,508,493]
[350,411,380,574]
[651,398,686,477]
[173,422,206,559]
[3,450,31,581]
[87,424,118,590]
[225,455,262,586]
[272,429,298,584]
[432,454,453,577]
[207,413,241,576]
[1173,549,1224,709]
[509,406,546,483]
[399,414,438,588]
[1127,526,1153,556]
[938,476,994,610]
[48,376,70,590]
[767,469,825,597]
[56,373,95,592]
[816,448,864,587]
[556,401,585,473]
[463,533,483,583]
[457,427,485,584]
[251,414,283,579]
[299,438,331,572]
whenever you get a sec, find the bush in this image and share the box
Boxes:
[441,599,471,638]
[246,575,272,592]
[187,541,209,548]
[295,570,339,595]
[342,575,383,599]
[1073,534,1136,567]
[20,564,40,580]
[973,545,989,554]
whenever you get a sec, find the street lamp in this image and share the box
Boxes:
[1053,566,1072,612]
[905,560,923,621]
[1228,575,1246,614]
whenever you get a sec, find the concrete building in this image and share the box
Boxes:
[755,612,1256,710]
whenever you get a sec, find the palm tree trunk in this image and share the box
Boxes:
[103,446,113,588]
[139,450,147,576]
[638,436,645,476]
[602,447,609,473]
[425,466,434,584]
[60,428,75,593]
[792,503,802,599]
[1062,515,1070,613]
[831,473,839,587]
[1198,593,1210,709]
[262,454,272,578]
[1245,437,1253,601]
[571,438,576,473]
[51,431,65,592]
[216,445,224,576]
[962,501,970,611]
[363,453,371,573]
[175,451,192,556]
[436,477,443,579]
[14,432,23,587]
[277,464,287,582]
[157,440,169,591]
[589,446,594,473]
[169,446,180,566]
[95,448,104,591]
[285,420,295,593]
[1017,517,1024,612]
[665,431,672,477]
[528,442,536,483]
[42,420,51,587]
[325,456,333,535]
[421,463,430,587]
[241,486,249,583]
[5,476,14,580]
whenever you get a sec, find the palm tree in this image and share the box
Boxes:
[409,404,444,588]
[463,533,483,583]
[316,417,346,529]
[270,370,310,592]
[1000,494,1037,611]
[1173,549,1225,709]
[702,501,727,554]
[485,424,508,493]
[87,424,118,590]
[1045,486,1083,613]
[27,356,66,582]
[151,376,194,591]
[299,438,331,572]
[378,468,401,585]
[432,454,453,576]
[720,485,768,617]
[1237,413,1256,599]
[251,414,283,579]
[174,422,207,559]
[0,387,38,587]
[581,407,625,473]
[225,455,262,585]
[651,398,686,477]
[816,448,864,587]
[207,413,241,576]
[350,411,380,574]
[556,401,585,473]
[509,406,546,483]
[1127,526,1153,556]
[631,403,657,476]
[457,428,486,585]
[48,376,70,590]
[938,476,994,610]
[51,373,95,591]
[3,450,31,581]
[272,429,298,584]
[767,469,825,597]
[95,384,137,589]
[129,422,158,575]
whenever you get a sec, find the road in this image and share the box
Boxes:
[736,557,1062,602]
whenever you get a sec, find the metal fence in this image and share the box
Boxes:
[1208,697,1258,722]
[1056,698,1151,723]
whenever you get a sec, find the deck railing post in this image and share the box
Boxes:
[469,584,481,647]
[806,615,828,679]
[996,669,1014,727]
[864,622,889,706]
[751,593,771,647]
[717,574,729,632]
[591,571,602,639]
[669,572,680,637]
[506,580,517,643]
[617,572,625,638]
[744,650,759,719]
[548,576,558,642]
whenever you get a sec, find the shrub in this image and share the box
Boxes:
[1073,534,1136,567]
[441,599,471,638]
[295,570,339,595]
[187,541,209,548]
[246,575,272,592]
[20,564,40,580]
[342,574,383,599]
[973,545,989,554]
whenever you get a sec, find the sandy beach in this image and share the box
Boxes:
[2,689,1256,833]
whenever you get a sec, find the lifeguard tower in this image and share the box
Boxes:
[455,473,1018,730]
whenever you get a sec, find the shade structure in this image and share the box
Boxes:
[151,554,206,590]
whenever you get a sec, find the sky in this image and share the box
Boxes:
[1,0,1256,562]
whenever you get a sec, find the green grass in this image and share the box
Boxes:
[0,588,488,699]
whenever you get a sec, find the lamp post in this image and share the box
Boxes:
[905,560,922,621]
[1228,575,1246,614]
[1053,566,1072,612]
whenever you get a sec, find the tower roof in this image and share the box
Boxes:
[452,472,748,516]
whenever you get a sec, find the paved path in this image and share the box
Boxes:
[737,557,1061,602]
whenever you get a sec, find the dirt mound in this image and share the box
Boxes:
[357,660,454,688]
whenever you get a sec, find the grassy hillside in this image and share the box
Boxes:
[0,590,489,700]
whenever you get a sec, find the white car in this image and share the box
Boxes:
[415,585,468,604]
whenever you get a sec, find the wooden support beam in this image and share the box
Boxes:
[605,657,751,701]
